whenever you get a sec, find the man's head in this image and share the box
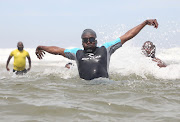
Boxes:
[81,29,97,53]
[142,41,156,58]
[17,41,24,51]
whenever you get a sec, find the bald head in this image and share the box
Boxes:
[17,41,23,46]
[17,41,24,51]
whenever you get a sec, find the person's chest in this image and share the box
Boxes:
[14,51,26,59]
[77,47,107,64]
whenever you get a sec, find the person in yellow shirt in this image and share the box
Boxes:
[6,42,31,75]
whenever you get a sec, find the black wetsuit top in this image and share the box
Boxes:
[64,38,122,80]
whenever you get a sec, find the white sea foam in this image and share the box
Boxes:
[0,46,180,80]
[1,21,180,80]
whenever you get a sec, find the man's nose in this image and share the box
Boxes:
[87,39,91,44]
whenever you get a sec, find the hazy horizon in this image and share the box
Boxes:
[0,0,180,48]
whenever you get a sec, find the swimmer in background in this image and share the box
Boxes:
[142,41,166,67]
[65,62,73,69]
[6,42,31,75]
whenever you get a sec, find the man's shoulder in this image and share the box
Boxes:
[23,50,30,56]
[13,49,18,51]
[11,49,18,53]
[23,49,29,53]
[64,48,82,54]
[101,38,121,48]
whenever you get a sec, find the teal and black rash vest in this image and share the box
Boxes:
[64,38,122,80]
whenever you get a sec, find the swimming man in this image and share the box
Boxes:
[36,19,158,80]
[142,41,166,67]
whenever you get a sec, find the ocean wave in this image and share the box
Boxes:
[0,47,180,80]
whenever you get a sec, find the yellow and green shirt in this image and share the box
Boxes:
[10,49,30,71]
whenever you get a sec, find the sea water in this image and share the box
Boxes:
[0,45,180,121]
[0,20,180,122]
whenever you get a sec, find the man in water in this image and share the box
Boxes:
[36,19,158,80]
[6,42,31,75]
[142,41,166,67]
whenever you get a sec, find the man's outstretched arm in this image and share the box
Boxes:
[153,58,167,68]
[35,46,65,59]
[120,19,158,45]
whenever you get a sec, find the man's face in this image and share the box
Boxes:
[82,33,97,53]
[17,43,24,51]
[142,42,156,58]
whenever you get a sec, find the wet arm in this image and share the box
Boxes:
[120,19,158,45]
[153,58,167,68]
[27,56,31,71]
[157,63,167,68]
[36,46,65,59]
[6,56,12,71]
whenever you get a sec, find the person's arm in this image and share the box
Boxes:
[27,56,31,71]
[152,58,167,68]
[6,56,12,71]
[120,19,158,45]
[35,46,65,59]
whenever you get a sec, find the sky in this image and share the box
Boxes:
[0,0,180,48]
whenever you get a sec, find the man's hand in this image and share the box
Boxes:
[6,67,10,71]
[145,19,158,28]
[27,67,31,71]
[35,46,45,59]
[152,58,166,68]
